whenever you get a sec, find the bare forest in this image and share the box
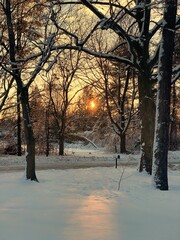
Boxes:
[0,0,180,189]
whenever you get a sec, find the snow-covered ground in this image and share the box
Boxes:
[0,147,179,171]
[0,148,180,240]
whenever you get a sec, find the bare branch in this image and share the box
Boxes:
[0,77,14,111]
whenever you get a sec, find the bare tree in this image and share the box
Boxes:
[50,0,180,175]
[92,58,138,153]
[49,0,161,174]
[43,50,82,155]
[78,28,139,153]
[153,0,177,190]
[0,0,57,181]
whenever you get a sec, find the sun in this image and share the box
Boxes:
[90,100,96,109]
[87,99,98,112]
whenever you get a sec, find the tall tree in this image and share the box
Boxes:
[4,0,37,180]
[87,57,138,153]
[0,0,56,181]
[44,50,81,155]
[169,32,180,150]
[134,0,156,174]
[69,0,179,174]
[51,0,162,174]
[153,0,177,190]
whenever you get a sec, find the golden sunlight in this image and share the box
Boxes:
[66,195,120,240]
[90,100,96,109]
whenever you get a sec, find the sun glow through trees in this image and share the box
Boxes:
[89,100,96,110]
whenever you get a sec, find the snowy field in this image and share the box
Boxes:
[0,147,180,171]
[0,149,180,240]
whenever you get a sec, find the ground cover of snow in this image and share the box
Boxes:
[0,147,179,171]
[0,154,180,240]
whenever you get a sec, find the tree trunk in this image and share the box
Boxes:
[135,0,156,175]
[21,87,38,181]
[120,133,126,153]
[138,74,155,175]
[169,83,178,150]
[120,87,127,154]
[17,89,22,156]
[153,0,177,190]
[59,131,65,156]
[58,114,66,156]
[45,109,50,157]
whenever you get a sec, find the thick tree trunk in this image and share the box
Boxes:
[135,0,156,175]
[153,0,177,190]
[21,87,38,181]
[169,83,178,150]
[120,133,126,153]
[138,74,155,174]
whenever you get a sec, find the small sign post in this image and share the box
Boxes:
[115,154,120,168]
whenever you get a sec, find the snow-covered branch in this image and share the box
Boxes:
[26,34,55,88]
[80,0,133,42]
[78,1,149,72]
[148,19,164,40]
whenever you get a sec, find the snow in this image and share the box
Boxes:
[0,149,180,240]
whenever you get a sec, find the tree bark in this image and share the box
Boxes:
[45,108,50,157]
[153,0,177,190]
[59,132,65,156]
[58,116,66,155]
[17,89,22,156]
[120,133,126,153]
[138,73,155,175]
[169,83,178,150]
[136,0,156,174]
[21,87,38,181]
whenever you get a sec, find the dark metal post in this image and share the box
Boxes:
[115,154,120,168]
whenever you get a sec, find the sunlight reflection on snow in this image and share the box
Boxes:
[65,194,121,240]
